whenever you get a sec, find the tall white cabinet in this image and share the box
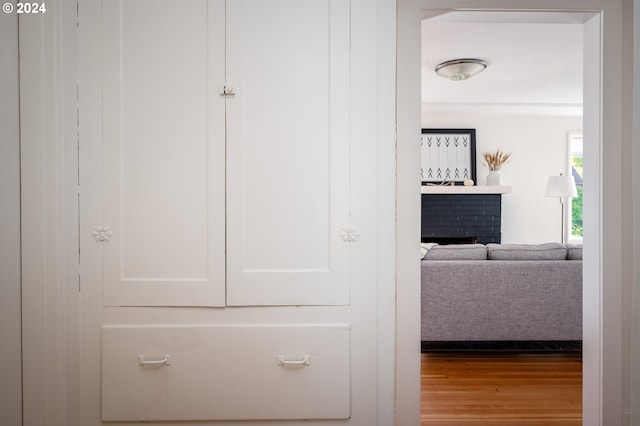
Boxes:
[80,0,383,423]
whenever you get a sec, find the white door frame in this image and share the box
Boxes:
[396,1,624,425]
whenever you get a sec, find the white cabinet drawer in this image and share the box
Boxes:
[102,324,350,421]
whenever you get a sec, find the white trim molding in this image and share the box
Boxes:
[19,1,80,425]
[0,9,22,426]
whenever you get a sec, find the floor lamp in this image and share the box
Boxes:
[545,173,578,244]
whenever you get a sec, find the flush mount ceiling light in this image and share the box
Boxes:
[435,59,487,81]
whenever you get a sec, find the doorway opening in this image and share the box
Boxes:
[396,7,606,424]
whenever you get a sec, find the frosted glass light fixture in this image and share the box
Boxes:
[435,59,488,81]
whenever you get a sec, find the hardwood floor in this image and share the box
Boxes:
[421,352,582,425]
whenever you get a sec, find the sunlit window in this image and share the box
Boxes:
[568,132,583,243]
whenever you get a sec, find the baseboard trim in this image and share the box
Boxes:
[421,340,582,353]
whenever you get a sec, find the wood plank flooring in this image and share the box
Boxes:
[421,352,582,425]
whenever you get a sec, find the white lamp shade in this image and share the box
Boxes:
[545,174,578,198]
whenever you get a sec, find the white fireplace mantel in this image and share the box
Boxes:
[420,185,512,195]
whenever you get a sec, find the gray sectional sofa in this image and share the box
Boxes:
[421,243,582,344]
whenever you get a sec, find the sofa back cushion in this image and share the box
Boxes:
[486,243,567,260]
[566,244,583,260]
[423,244,487,260]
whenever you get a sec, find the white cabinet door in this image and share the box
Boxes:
[101,0,226,306]
[225,0,352,306]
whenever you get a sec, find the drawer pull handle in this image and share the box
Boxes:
[138,354,171,367]
[277,355,310,367]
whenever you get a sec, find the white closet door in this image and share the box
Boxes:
[101,0,226,306]
[225,0,351,306]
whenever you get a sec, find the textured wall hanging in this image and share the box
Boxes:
[421,128,477,185]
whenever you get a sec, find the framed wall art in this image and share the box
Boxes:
[421,128,477,185]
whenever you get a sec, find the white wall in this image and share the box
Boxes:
[423,113,582,243]
[0,9,22,426]
[18,0,397,425]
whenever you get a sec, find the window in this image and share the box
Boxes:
[568,132,583,243]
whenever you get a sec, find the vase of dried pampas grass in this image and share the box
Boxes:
[482,150,511,186]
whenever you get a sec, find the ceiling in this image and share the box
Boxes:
[421,11,587,116]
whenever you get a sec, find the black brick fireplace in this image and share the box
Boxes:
[421,193,503,244]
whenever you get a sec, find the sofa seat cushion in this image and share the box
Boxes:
[423,244,487,260]
[486,243,567,260]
